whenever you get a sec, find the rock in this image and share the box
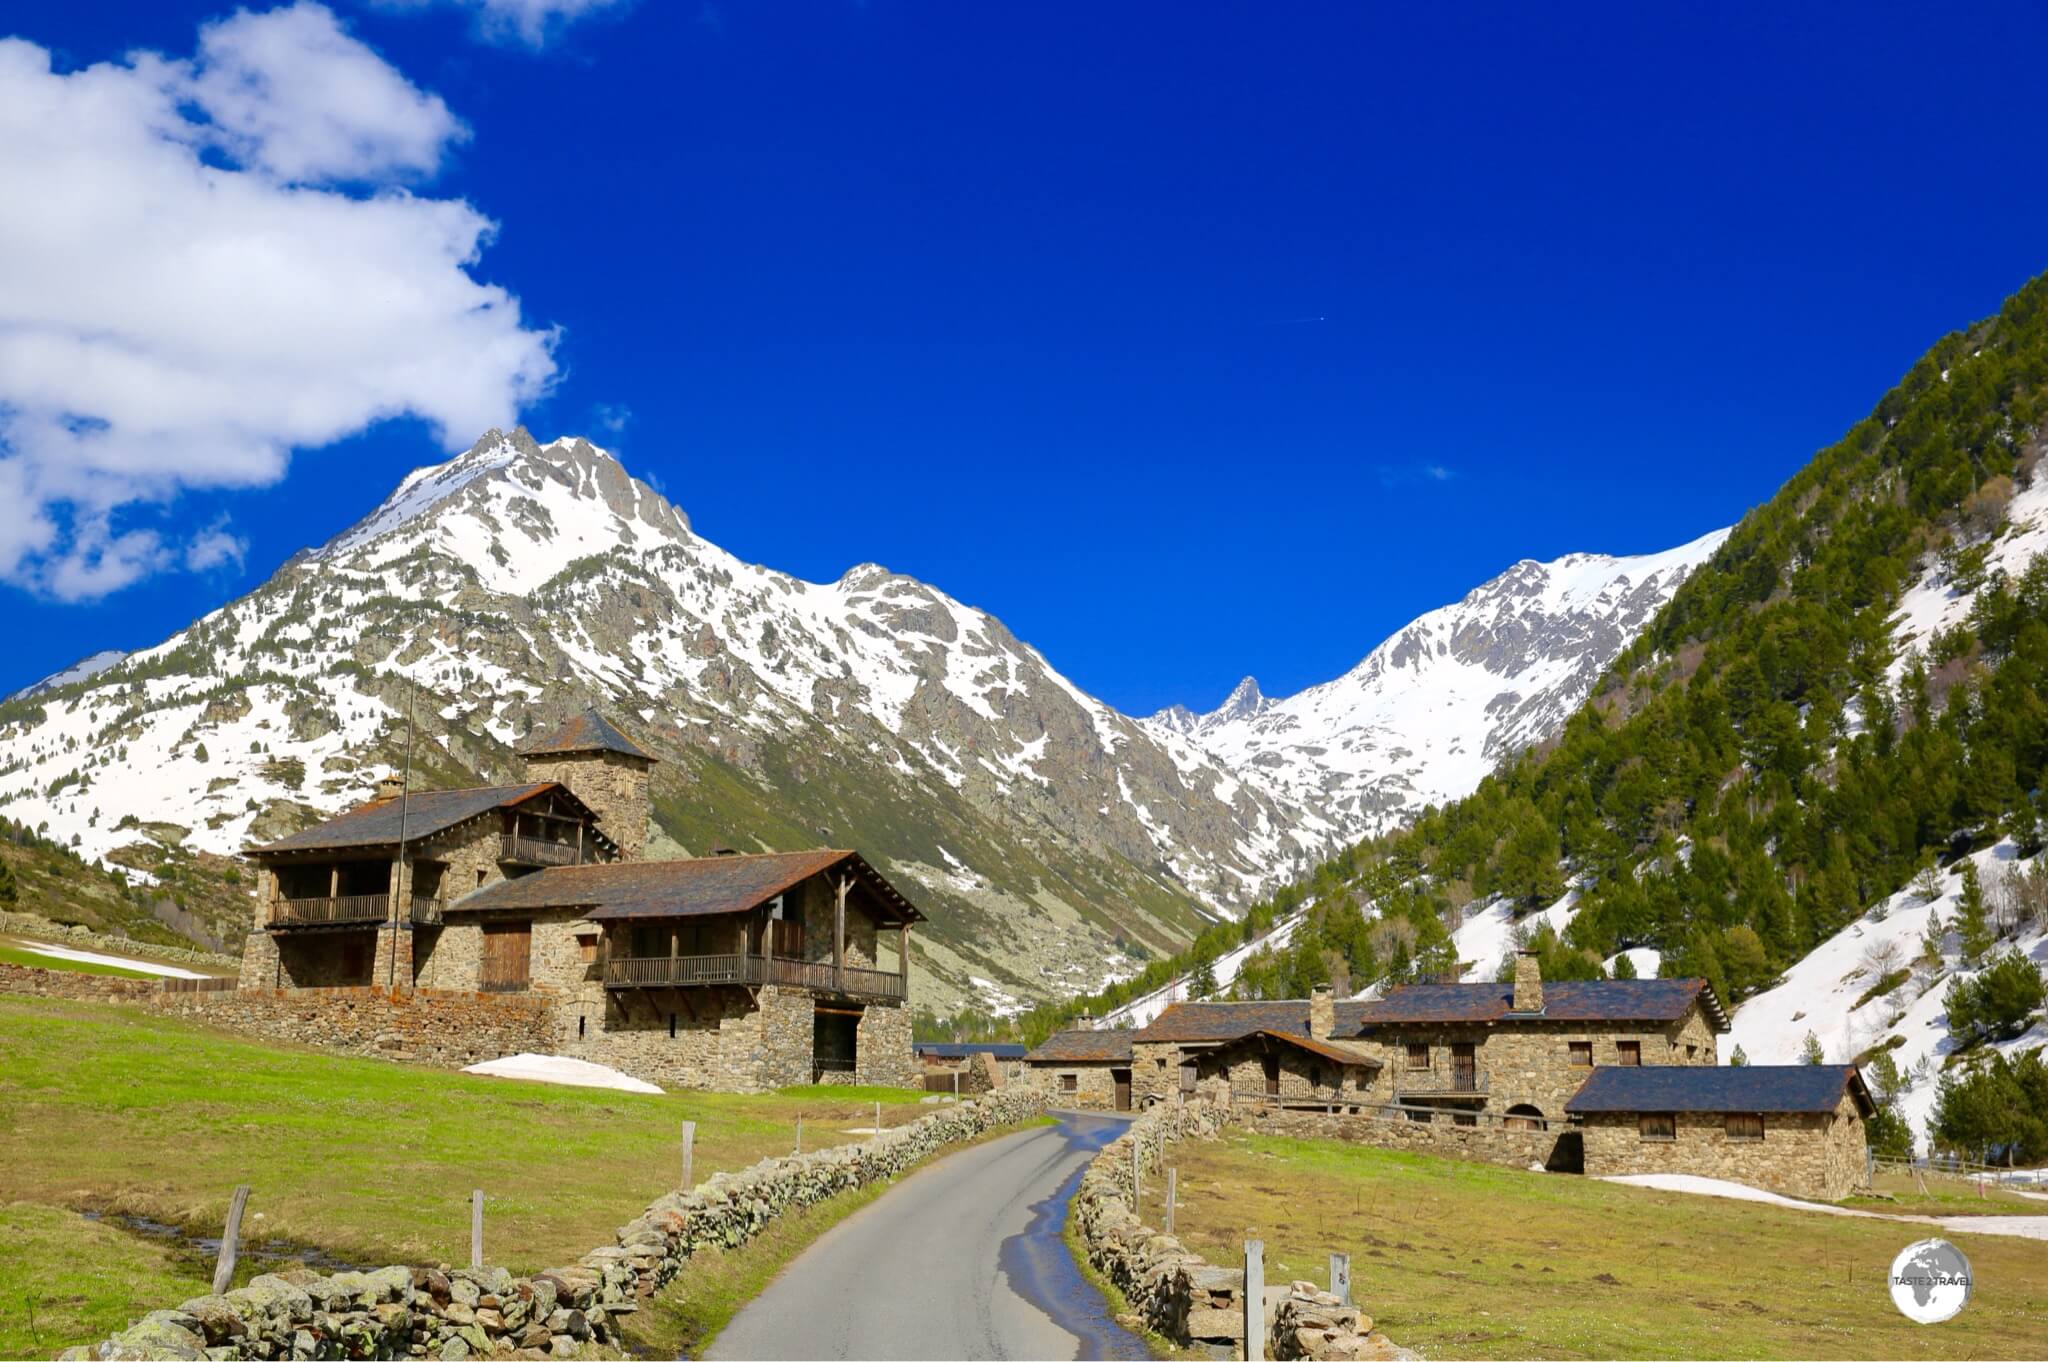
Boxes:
[174,1296,249,1344]
[448,1277,481,1308]
[439,1338,470,1361]
[1187,1306,1243,1341]
[548,1337,578,1359]
[442,1303,477,1327]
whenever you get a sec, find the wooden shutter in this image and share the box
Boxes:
[482,921,532,992]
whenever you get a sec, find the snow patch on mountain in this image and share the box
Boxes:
[6,649,130,702]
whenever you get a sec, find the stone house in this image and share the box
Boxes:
[1023,1027,1135,1109]
[239,709,923,1091]
[1184,985,1383,1109]
[1350,951,1728,1130]
[1566,1064,1875,1201]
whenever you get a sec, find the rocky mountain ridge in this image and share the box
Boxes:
[0,429,1721,1012]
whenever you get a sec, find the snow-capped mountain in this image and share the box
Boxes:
[1144,530,1732,836]
[0,429,1723,1012]
[6,649,129,703]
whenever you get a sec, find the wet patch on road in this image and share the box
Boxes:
[998,1113,1149,1361]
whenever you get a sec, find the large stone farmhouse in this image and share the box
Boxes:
[1027,952,1872,1199]
[240,709,922,1090]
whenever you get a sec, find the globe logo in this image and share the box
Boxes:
[1888,1238,1972,1324]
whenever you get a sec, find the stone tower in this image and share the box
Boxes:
[518,708,657,862]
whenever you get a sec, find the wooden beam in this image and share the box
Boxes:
[834,876,847,985]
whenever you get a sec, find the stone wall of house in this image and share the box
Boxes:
[796,876,880,971]
[276,930,378,988]
[1129,1039,1178,1107]
[153,986,557,1068]
[1235,1099,1583,1172]
[1072,1102,1407,1360]
[1200,1043,1383,1108]
[69,1089,1047,1362]
[522,750,650,862]
[581,986,763,1089]
[1577,1095,1868,1201]
[1023,1060,1122,1108]
[854,1001,917,1087]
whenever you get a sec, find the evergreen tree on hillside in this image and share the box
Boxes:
[1610,951,1638,979]
[0,859,15,906]
[1956,859,1994,964]
[1799,1030,1826,1065]
[1861,1052,1916,1160]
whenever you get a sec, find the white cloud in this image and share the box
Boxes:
[0,3,556,600]
[382,0,630,48]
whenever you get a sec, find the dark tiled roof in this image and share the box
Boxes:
[1565,1064,1874,1116]
[1239,1029,1383,1068]
[248,784,562,854]
[1135,1000,1371,1044]
[914,1043,1028,1059]
[519,708,655,763]
[1359,979,1729,1032]
[452,849,925,923]
[1025,1030,1135,1063]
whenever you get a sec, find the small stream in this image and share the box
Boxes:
[80,1208,367,1282]
[997,1114,1151,1361]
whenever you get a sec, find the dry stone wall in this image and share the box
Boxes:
[1072,1103,1409,1361]
[67,1089,1046,1362]
[1240,1101,1581,1171]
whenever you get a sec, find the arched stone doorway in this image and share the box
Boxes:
[1504,1103,1547,1131]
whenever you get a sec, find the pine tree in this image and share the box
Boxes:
[0,859,15,906]
[1956,859,1993,964]
[1729,1044,1749,1067]
[1188,957,1217,1000]
[1610,951,1638,979]
[1799,1030,1826,1065]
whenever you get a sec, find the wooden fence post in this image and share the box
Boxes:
[681,1120,696,1191]
[1329,1252,1351,1306]
[875,1100,882,1139]
[471,1190,483,1269]
[796,1114,803,1156]
[211,1185,251,1295]
[1245,1239,1265,1362]
[1165,1167,1177,1234]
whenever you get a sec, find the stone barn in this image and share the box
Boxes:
[1566,1063,1874,1201]
[1024,1028,1135,1109]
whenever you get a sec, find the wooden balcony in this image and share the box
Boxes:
[501,834,581,867]
[1394,1069,1489,1099]
[603,953,907,1001]
[269,894,444,929]
[269,894,389,928]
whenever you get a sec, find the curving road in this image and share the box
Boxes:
[705,1110,1149,1361]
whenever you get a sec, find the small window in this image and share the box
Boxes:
[1686,1044,1698,1060]
[1356,1069,1374,1090]
[476,868,487,888]
[578,938,598,964]
[1059,1073,1078,1093]
[1452,1112,1477,1127]
[1405,1107,1431,1123]
[1406,1043,1430,1070]
[668,1012,677,1038]
[1638,1112,1675,1140]
[1156,1057,1167,1069]
[1616,1041,1641,1067]
[1568,1041,1593,1067]
[1725,1113,1764,1141]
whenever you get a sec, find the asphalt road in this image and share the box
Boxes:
[704,1110,1149,1361]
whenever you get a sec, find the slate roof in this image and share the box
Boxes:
[451,849,924,923]
[519,708,655,763]
[1025,1030,1136,1064]
[1358,978,1730,1032]
[914,1042,1028,1060]
[1565,1064,1874,1117]
[248,784,566,855]
[1135,1000,1372,1044]
[1237,1029,1383,1068]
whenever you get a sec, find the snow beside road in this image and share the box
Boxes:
[462,1053,663,1094]
[6,940,208,979]
[1604,1173,2048,1241]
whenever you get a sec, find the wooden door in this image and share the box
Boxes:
[1452,1043,1476,1091]
[481,921,532,992]
[1263,1053,1281,1097]
[1112,1068,1133,1112]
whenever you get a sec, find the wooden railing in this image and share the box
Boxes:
[1394,1069,1488,1097]
[500,834,580,866]
[269,894,389,927]
[603,953,907,1000]
[410,896,445,926]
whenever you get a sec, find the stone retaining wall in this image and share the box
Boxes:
[1241,1101,1581,1172]
[1071,1102,1407,1360]
[0,961,163,1003]
[0,912,241,970]
[153,987,560,1071]
[69,1088,1047,1361]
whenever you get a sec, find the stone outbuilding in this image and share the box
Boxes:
[1186,985,1383,1109]
[1127,993,1375,1108]
[1566,1063,1874,1201]
[1024,1027,1135,1109]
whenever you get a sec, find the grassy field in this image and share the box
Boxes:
[0,941,159,978]
[1159,1129,2048,1360]
[0,994,942,1357]
[1844,1167,2043,1215]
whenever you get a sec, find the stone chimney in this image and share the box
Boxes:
[375,772,407,802]
[1309,983,1335,1041]
[1071,1013,1095,1031]
[1512,950,1544,1013]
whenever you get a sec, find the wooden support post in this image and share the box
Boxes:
[211,1185,251,1295]
[796,1114,803,1155]
[874,1101,882,1139]
[899,923,910,998]
[1245,1240,1265,1362]
[834,877,848,987]
[471,1190,483,1269]
[1165,1167,1177,1234]
[1130,1140,1140,1202]
[681,1120,696,1190]
[1329,1252,1351,1306]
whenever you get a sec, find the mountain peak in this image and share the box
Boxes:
[1216,675,1267,721]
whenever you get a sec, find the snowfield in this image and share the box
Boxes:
[461,1053,664,1094]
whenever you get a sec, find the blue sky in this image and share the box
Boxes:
[6,2,2048,713]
